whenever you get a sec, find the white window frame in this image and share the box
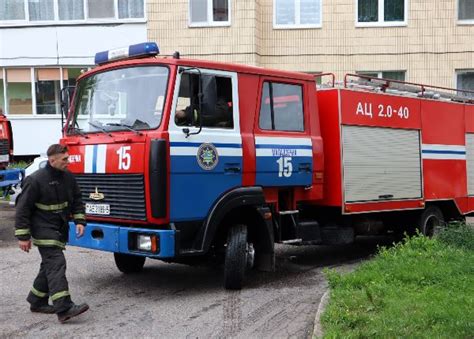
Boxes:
[273,0,322,29]
[355,0,408,27]
[457,0,474,25]
[0,0,146,27]
[188,0,231,28]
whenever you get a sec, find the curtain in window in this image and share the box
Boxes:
[276,0,295,25]
[118,0,144,19]
[358,0,377,22]
[28,0,54,21]
[384,0,404,21]
[459,0,474,20]
[88,0,114,19]
[213,0,228,22]
[190,0,207,23]
[0,0,25,20]
[59,0,84,20]
[300,0,320,25]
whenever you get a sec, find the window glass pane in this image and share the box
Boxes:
[458,72,474,98]
[28,0,54,21]
[276,0,295,25]
[273,83,304,132]
[384,0,404,21]
[6,69,32,115]
[64,68,84,87]
[190,0,207,23]
[459,0,474,20]
[0,0,25,20]
[35,69,61,115]
[358,0,378,22]
[118,0,144,19]
[300,0,321,25]
[382,71,405,81]
[213,0,228,22]
[259,82,272,130]
[59,0,84,20]
[88,0,114,19]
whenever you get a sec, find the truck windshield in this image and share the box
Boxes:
[68,66,169,134]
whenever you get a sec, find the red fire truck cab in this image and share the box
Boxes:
[63,43,474,289]
[0,113,23,197]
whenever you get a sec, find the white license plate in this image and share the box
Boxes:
[0,154,8,162]
[85,203,110,215]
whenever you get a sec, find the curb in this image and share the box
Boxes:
[313,290,330,338]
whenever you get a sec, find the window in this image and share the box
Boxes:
[28,0,54,21]
[189,0,230,26]
[357,71,406,81]
[0,0,144,24]
[175,72,234,128]
[35,69,61,115]
[357,0,406,26]
[457,71,474,98]
[58,0,84,20]
[259,82,304,132]
[0,0,25,20]
[0,70,5,114]
[274,0,322,28]
[6,69,33,115]
[459,0,474,21]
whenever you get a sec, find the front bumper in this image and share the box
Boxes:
[68,222,175,258]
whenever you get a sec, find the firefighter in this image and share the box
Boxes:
[15,144,89,323]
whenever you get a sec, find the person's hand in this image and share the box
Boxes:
[76,224,85,238]
[19,240,32,253]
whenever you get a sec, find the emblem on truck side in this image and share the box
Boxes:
[89,187,105,201]
[197,143,218,170]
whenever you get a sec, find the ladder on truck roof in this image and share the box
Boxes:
[314,73,474,105]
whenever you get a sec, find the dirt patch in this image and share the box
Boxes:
[0,202,16,246]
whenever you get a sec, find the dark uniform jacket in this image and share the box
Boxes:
[15,162,86,248]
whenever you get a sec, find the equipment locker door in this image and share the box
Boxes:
[168,68,242,222]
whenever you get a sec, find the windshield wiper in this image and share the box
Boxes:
[105,123,143,135]
[68,126,89,138]
[88,121,113,137]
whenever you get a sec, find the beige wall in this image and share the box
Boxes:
[147,0,474,88]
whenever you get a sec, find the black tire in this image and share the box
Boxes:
[114,253,146,273]
[418,206,444,237]
[224,224,248,290]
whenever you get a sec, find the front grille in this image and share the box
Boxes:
[75,174,146,221]
[0,139,9,155]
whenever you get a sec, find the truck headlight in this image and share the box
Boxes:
[136,234,158,253]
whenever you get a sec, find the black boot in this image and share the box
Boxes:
[30,304,55,314]
[57,303,89,323]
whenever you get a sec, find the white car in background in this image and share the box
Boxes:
[9,155,48,206]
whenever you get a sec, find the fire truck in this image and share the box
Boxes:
[63,42,474,289]
[0,113,23,198]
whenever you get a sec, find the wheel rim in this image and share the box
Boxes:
[424,215,439,237]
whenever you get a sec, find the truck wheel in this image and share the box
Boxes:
[224,224,252,290]
[114,253,146,273]
[418,206,444,237]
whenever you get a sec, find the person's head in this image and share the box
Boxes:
[47,144,69,171]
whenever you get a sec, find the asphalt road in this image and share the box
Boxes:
[0,202,395,338]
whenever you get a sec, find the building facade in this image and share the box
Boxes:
[148,0,474,91]
[0,0,147,156]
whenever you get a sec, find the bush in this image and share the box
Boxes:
[436,221,474,251]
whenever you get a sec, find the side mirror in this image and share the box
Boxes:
[60,86,75,128]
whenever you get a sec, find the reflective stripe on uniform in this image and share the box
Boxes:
[35,202,68,211]
[32,238,66,249]
[31,286,48,298]
[15,229,30,236]
[73,213,85,220]
[51,290,70,301]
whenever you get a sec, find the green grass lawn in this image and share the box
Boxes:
[321,223,474,338]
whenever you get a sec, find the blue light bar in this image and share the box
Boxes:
[94,42,160,65]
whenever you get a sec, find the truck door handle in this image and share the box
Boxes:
[224,164,241,173]
[299,163,311,172]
